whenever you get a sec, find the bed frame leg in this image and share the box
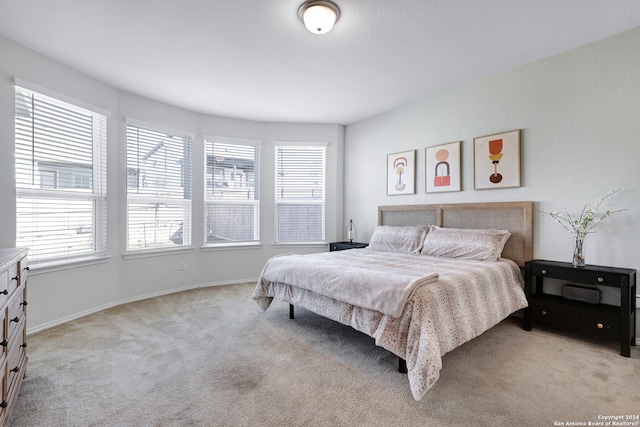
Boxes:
[289,304,295,319]
[398,357,407,373]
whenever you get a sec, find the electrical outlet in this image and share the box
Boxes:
[179,261,186,271]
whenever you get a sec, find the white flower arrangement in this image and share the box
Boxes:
[542,189,626,241]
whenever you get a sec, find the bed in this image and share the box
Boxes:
[252,201,533,400]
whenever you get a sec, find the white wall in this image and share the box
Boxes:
[344,27,640,331]
[2,26,638,333]
[0,37,344,331]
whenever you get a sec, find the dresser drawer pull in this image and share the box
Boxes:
[597,277,604,283]
[0,340,7,347]
[21,301,28,306]
[23,266,29,272]
[11,275,18,282]
[10,316,20,323]
[0,289,7,295]
[541,270,547,275]
[20,343,27,349]
[597,323,604,329]
[10,366,20,373]
[0,401,7,408]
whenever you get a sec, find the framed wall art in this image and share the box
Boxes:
[387,150,416,195]
[473,129,521,190]
[425,141,461,193]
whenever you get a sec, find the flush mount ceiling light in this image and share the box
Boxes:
[298,0,340,35]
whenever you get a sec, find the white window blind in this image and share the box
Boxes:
[14,85,107,264]
[204,137,260,245]
[126,122,192,252]
[274,144,326,243]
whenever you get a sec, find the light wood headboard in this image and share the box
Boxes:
[378,201,533,267]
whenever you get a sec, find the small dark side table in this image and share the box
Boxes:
[329,241,369,252]
[523,259,636,357]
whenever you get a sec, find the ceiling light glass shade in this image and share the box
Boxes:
[298,1,340,34]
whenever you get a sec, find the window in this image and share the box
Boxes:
[204,137,260,245]
[274,144,326,243]
[14,84,107,264]
[126,121,192,252]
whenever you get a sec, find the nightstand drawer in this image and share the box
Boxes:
[533,296,619,339]
[530,264,622,287]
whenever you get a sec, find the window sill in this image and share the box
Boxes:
[123,247,195,260]
[29,254,112,275]
[271,242,328,249]
[201,242,262,251]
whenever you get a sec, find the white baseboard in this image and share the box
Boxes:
[26,278,257,335]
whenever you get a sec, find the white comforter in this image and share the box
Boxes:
[252,249,528,400]
[257,251,439,317]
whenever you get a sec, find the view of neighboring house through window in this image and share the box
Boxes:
[14,84,108,264]
[204,137,260,245]
[274,143,326,243]
[126,121,192,252]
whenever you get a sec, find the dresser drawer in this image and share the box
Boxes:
[6,330,24,387]
[18,258,28,283]
[4,263,19,300]
[0,271,7,309]
[0,308,7,366]
[0,359,8,422]
[6,290,26,344]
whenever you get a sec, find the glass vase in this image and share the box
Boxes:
[573,238,585,267]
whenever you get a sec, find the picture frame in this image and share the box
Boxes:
[387,150,416,195]
[425,141,461,193]
[473,129,521,190]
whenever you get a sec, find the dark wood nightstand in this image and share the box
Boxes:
[329,241,368,251]
[523,259,636,357]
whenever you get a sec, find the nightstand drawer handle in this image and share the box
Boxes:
[541,310,547,316]
[597,277,604,283]
[597,323,604,329]
[541,270,547,275]
[10,366,19,373]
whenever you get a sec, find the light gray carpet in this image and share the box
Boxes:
[10,283,640,427]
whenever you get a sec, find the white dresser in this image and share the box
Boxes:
[0,248,28,427]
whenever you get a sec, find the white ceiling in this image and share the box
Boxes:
[2,1,640,125]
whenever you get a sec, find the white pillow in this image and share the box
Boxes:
[420,225,511,261]
[368,225,429,254]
